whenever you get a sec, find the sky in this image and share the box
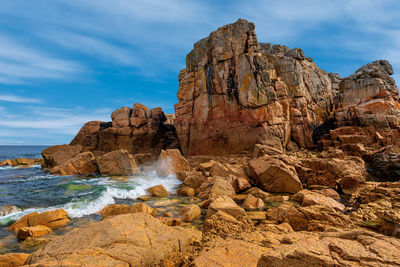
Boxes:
[0,0,399,145]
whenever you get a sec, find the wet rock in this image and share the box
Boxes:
[146,184,169,197]
[0,158,43,167]
[96,149,139,175]
[9,209,70,232]
[99,203,156,219]
[137,195,151,201]
[0,205,20,216]
[177,186,195,196]
[207,195,245,218]
[249,156,302,193]
[179,204,201,222]
[157,149,189,176]
[17,225,52,241]
[242,194,265,211]
[25,213,202,266]
[50,151,98,176]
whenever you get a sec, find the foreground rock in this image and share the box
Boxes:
[146,184,169,197]
[207,195,245,218]
[9,209,70,232]
[96,149,139,175]
[257,230,400,266]
[0,253,29,267]
[25,213,202,266]
[17,225,52,240]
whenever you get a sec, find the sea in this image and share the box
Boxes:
[0,145,181,254]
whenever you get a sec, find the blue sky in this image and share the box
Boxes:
[0,0,399,145]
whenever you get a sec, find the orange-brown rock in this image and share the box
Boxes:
[96,149,139,175]
[50,151,98,176]
[257,230,400,266]
[179,204,201,222]
[177,186,195,196]
[69,104,180,158]
[146,184,169,197]
[99,203,156,219]
[207,195,245,218]
[0,158,43,167]
[197,176,235,199]
[9,209,70,232]
[291,189,345,211]
[183,171,207,188]
[0,253,29,267]
[157,149,189,176]
[41,144,82,169]
[249,156,302,193]
[242,194,265,211]
[17,225,52,240]
[175,19,336,156]
[25,213,202,266]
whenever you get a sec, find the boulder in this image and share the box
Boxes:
[96,149,139,175]
[0,205,19,216]
[183,171,207,188]
[0,159,12,166]
[179,204,201,222]
[242,194,265,211]
[146,184,169,197]
[25,213,202,266]
[207,195,245,218]
[17,225,52,240]
[9,209,70,232]
[245,187,271,200]
[99,203,156,219]
[177,186,195,196]
[265,195,289,202]
[257,230,400,266]
[291,190,345,211]
[0,158,43,167]
[0,253,29,267]
[197,176,235,199]
[249,156,302,193]
[157,149,190,176]
[192,239,265,267]
[41,144,82,169]
[50,151,98,176]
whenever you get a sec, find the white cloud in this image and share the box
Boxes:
[0,94,42,103]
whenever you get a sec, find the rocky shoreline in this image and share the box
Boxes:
[1,18,400,266]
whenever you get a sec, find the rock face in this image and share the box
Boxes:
[50,151,98,176]
[175,19,336,155]
[41,144,82,169]
[96,149,139,175]
[70,103,180,157]
[257,230,400,267]
[25,213,201,266]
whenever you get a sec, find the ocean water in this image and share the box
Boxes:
[0,145,181,253]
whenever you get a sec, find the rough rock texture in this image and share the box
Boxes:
[50,151,98,176]
[175,19,336,155]
[9,209,70,232]
[0,253,29,267]
[369,145,400,181]
[249,156,302,193]
[179,204,201,222]
[0,158,42,167]
[17,225,52,240]
[70,103,180,157]
[146,184,169,197]
[257,230,400,267]
[25,213,201,266]
[207,195,245,218]
[96,149,139,175]
[198,176,236,200]
[291,189,345,211]
[99,203,156,219]
[41,144,82,169]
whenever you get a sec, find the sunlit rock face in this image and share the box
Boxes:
[174,19,336,155]
[70,103,180,157]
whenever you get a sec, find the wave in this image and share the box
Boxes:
[0,172,181,223]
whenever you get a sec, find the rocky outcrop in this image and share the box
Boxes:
[99,203,156,219]
[70,103,180,157]
[9,209,70,232]
[50,151,98,176]
[175,19,336,155]
[41,144,82,169]
[0,253,29,267]
[257,230,400,266]
[25,213,201,266]
[0,158,43,167]
[96,149,139,175]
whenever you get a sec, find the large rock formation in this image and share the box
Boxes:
[175,19,336,155]
[70,103,180,158]
[175,19,400,156]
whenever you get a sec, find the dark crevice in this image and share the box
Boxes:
[206,64,214,109]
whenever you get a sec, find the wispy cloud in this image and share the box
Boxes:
[0,94,42,103]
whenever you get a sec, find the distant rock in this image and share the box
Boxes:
[50,151,98,176]
[41,144,82,169]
